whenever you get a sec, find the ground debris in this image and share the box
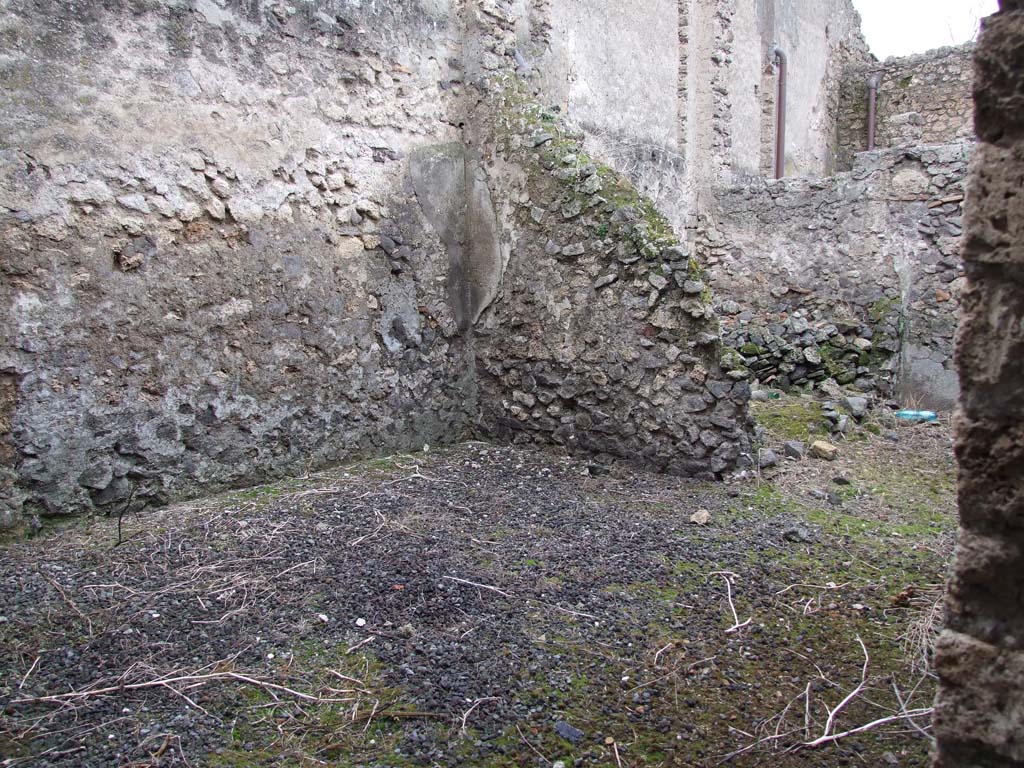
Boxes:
[0,406,956,767]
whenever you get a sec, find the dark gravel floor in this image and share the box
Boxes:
[0,418,956,768]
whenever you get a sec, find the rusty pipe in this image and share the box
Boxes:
[773,46,787,179]
[867,73,882,150]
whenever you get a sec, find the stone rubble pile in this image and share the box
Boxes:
[722,311,895,393]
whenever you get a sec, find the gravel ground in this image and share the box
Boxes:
[0,404,957,767]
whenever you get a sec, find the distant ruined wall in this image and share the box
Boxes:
[0,0,477,524]
[512,0,870,232]
[934,2,1024,765]
[715,0,871,182]
[707,143,969,408]
[838,44,975,170]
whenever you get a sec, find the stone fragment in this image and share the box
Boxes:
[561,242,585,257]
[561,200,582,219]
[759,449,779,469]
[853,337,873,351]
[116,194,150,214]
[205,198,226,220]
[325,172,347,191]
[809,441,838,461]
[689,509,711,526]
[782,525,813,543]
[783,441,806,459]
[682,280,705,295]
[78,463,113,490]
[661,245,689,260]
[820,380,845,401]
[184,151,205,170]
[355,199,382,220]
[210,176,231,196]
[842,396,869,420]
[647,273,668,291]
[580,175,602,195]
[554,720,584,744]
[803,347,822,365]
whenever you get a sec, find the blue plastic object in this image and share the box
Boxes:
[895,409,938,422]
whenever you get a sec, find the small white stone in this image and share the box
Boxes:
[355,617,367,627]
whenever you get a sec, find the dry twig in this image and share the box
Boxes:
[709,571,752,633]
[459,697,501,734]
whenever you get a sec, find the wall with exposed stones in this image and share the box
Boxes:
[1,0,759,528]
[706,142,969,408]
[509,0,872,233]
[934,3,1024,765]
[469,79,753,478]
[837,44,975,170]
[719,0,872,180]
[0,0,479,526]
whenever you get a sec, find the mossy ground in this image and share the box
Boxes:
[750,397,828,442]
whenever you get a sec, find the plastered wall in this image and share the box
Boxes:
[0,0,758,529]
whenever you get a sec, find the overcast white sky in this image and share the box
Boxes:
[852,0,999,60]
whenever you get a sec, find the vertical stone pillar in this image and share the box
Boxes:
[933,2,1024,766]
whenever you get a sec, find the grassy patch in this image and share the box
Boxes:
[751,399,826,442]
[207,644,417,767]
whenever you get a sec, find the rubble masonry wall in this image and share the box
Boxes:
[934,2,1024,765]
[837,44,975,170]
[707,143,969,408]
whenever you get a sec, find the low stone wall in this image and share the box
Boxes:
[706,143,970,408]
[935,3,1024,765]
[837,44,974,169]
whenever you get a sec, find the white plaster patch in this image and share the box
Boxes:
[193,0,261,35]
[215,298,254,320]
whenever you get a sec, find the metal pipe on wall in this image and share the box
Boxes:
[867,73,882,150]
[773,46,787,179]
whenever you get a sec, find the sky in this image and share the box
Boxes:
[852,0,999,60]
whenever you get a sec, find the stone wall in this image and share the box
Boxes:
[837,44,975,170]
[707,143,969,408]
[0,0,477,525]
[469,5,752,478]
[511,0,871,233]
[0,0,755,528]
[699,0,872,184]
[934,3,1024,765]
